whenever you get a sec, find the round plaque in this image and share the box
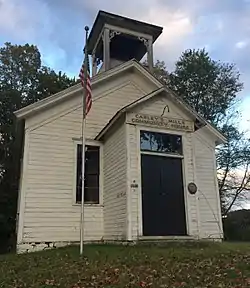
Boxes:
[188,182,197,194]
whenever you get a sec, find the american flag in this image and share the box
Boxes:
[79,54,92,116]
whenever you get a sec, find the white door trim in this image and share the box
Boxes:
[136,125,191,237]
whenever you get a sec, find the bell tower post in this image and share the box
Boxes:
[103,27,110,71]
[87,11,163,76]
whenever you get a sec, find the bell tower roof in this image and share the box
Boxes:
[87,11,163,74]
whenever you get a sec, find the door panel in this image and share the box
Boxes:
[141,155,162,236]
[141,154,187,236]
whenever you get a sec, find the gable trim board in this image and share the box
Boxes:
[14,58,226,146]
[95,87,226,145]
[14,59,162,120]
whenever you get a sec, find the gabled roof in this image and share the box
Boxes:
[95,86,227,145]
[14,59,161,119]
[14,58,226,144]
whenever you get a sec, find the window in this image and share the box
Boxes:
[140,131,182,155]
[76,145,100,204]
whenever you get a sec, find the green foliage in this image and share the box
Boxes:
[168,49,243,125]
[1,244,250,287]
[0,42,76,253]
[151,60,170,86]
[153,49,248,215]
[224,210,250,241]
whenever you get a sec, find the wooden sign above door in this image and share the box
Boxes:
[126,113,194,132]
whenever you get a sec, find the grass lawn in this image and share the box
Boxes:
[1,242,250,287]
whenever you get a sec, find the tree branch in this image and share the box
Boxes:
[224,164,249,215]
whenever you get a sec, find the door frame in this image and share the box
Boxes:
[136,125,190,237]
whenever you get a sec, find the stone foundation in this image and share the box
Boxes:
[17,237,222,254]
[17,241,75,254]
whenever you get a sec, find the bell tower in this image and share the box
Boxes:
[87,11,163,76]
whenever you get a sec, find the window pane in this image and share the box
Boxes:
[85,187,99,203]
[76,145,82,202]
[76,144,100,204]
[85,174,99,188]
[85,145,100,174]
[140,131,182,155]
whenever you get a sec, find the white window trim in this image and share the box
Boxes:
[72,139,103,207]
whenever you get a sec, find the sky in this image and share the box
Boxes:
[0,0,249,132]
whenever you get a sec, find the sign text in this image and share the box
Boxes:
[127,113,194,132]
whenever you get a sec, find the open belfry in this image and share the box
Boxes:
[88,10,161,74]
[15,11,225,253]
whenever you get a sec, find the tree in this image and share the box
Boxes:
[217,124,250,215]
[223,209,250,241]
[168,49,243,125]
[152,49,247,215]
[150,60,170,86]
[0,43,76,253]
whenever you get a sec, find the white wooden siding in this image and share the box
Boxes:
[127,124,141,238]
[132,93,191,120]
[127,94,200,239]
[26,71,157,131]
[183,132,199,237]
[23,206,103,242]
[23,125,103,242]
[19,72,157,244]
[18,64,222,244]
[193,129,223,239]
[103,120,127,240]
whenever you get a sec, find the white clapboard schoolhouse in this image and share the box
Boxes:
[15,11,226,253]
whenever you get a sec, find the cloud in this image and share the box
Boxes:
[31,1,250,75]
[33,0,197,70]
[0,0,249,143]
[1,0,250,96]
[236,41,248,49]
[0,0,52,42]
[0,0,30,38]
[139,7,194,67]
[0,0,85,75]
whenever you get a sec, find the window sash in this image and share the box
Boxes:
[76,144,100,204]
[140,130,183,155]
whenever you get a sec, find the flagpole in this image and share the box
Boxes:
[80,25,89,255]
